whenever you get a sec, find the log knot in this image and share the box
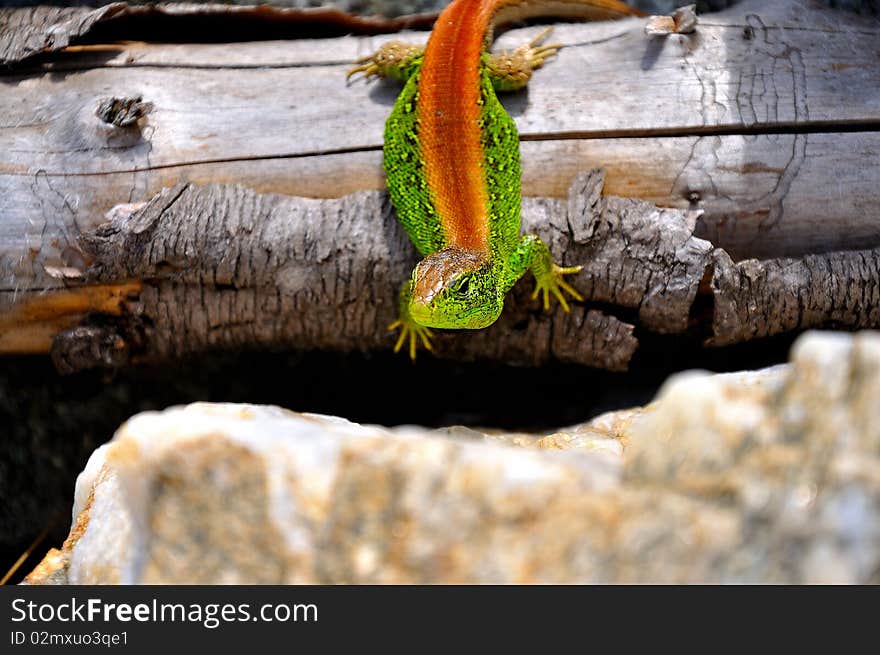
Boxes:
[95,96,154,128]
[50,318,143,375]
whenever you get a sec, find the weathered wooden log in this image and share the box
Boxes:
[3,173,643,371]
[0,2,439,66]
[2,169,877,373]
[0,0,878,370]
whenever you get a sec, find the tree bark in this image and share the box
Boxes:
[1,0,878,371]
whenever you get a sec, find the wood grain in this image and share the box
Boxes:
[1,0,878,369]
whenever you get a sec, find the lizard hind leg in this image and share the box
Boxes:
[485,27,564,92]
[347,41,424,82]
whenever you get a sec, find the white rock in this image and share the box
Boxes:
[25,331,880,584]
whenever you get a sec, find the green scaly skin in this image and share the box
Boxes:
[352,37,583,359]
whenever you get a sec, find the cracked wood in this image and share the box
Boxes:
[1,0,879,302]
[6,170,879,373]
[73,175,643,370]
[1,0,879,369]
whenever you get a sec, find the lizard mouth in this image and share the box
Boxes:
[408,294,501,330]
[408,299,436,326]
[407,248,501,329]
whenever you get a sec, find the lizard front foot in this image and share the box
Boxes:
[389,316,434,361]
[532,263,585,312]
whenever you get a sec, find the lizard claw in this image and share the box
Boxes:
[485,27,564,91]
[389,318,434,361]
[347,54,381,82]
[518,26,564,69]
[347,41,424,83]
[531,263,584,312]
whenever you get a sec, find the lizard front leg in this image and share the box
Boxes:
[388,283,434,361]
[505,235,584,312]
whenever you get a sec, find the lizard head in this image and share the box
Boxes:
[407,247,502,329]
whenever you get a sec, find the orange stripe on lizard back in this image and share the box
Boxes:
[417,0,642,253]
[418,0,497,252]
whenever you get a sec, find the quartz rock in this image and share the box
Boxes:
[25,331,880,584]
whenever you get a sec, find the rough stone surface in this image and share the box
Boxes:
[25,330,880,584]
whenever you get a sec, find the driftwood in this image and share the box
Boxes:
[3,169,878,372]
[6,173,641,371]
[0,3,439,66]
[0,0,879,371]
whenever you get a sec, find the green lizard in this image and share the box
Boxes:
[349,0,644,359]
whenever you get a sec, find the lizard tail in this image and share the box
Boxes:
[488,0,646,48]
[494,0,646,23]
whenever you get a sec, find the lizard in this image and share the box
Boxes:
[348,0,644,359]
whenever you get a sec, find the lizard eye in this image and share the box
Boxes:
[456,278,472,295]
